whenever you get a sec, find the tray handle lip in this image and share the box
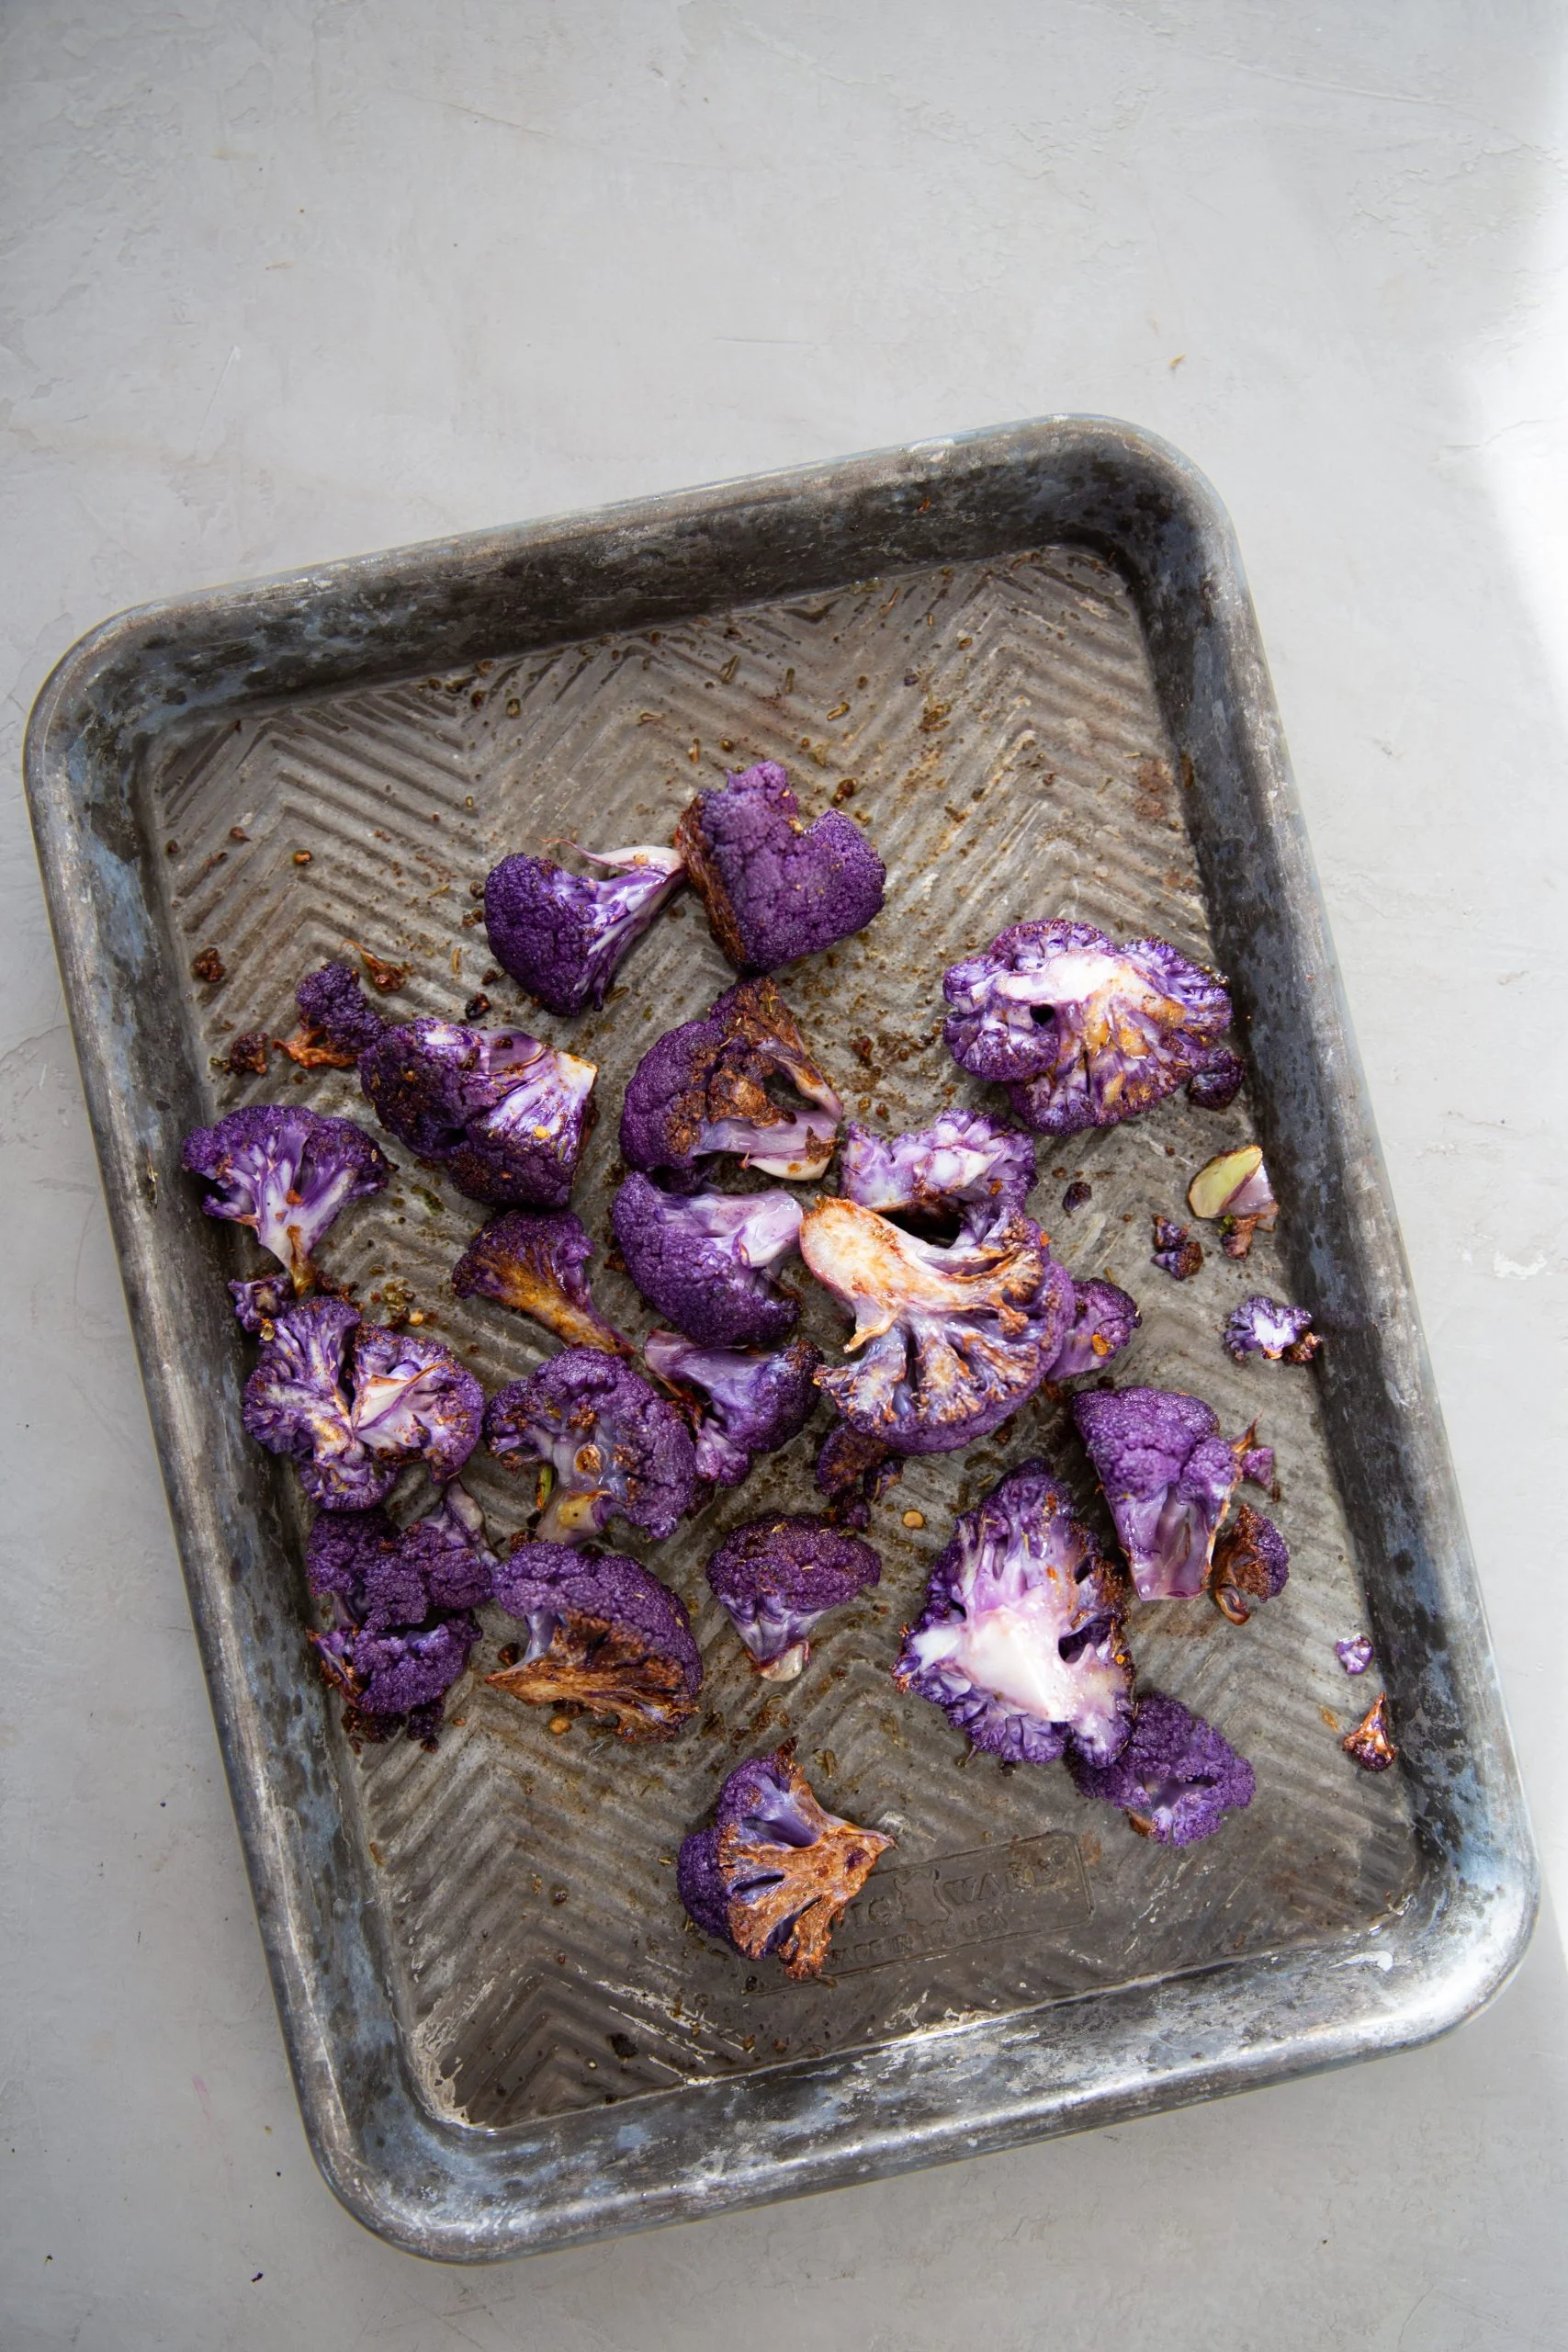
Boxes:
[20,411,1540,2265]
[22,413,1241,767]
[302,1844,1539,2266]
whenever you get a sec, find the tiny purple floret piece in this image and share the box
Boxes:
[674,761,886,974]
[643,1329,818,1487]
[1207,1501,1290,1624]
[1224,1295,1322,1363]
[895,1460,1134,1767]
[485,1346,698,1544]
[705,1515,880,1679]
[613,1173,802,1347]
[1337,1635,1374,1677]
[1151,1215,1204,1282]
[941,920,1235,1134]
[1068,1690,1255,1845]
[677,1743,894,1977]
[484,843,685,1015]
[182,1104,392,1289]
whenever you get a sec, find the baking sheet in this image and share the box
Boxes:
[26,420,1535,2258]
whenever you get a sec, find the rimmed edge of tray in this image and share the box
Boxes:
[24,415,1536,2262]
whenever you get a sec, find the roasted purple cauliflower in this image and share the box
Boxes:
[1223,1295,1321,1364]
[619,978,842,1189]
[1071,1385,1256,1601]
[294,960,597,1209]
[894,1460,1134,1766]
[942,920,1236,1134]
[289,957,387,1063]
[1206,1500,1290,1624]
[484,1346,698,1544]
[1337,1634,1374,1677]
[182,1105,392,1291]
[677,1742,893,1978]
[1150,1215,1204,1282]
[815,1423,902,1528]
[798,1194,1073,1453]
[705,1515,880,1679]
[451,1209,629,1354]
[612,1174,802,1348]
[643,1329,819,1486]
[229,1272,293,1333]
[839,1107,1035,1236]
[674,761,885,974]
[306,1482,498,1630]
[242,1298,483,1508]
[1067,1690,1256,1845]
[1045,1277,1141,1382]
[311,1611,480,1745]
[483,843,685,1016]
[1343,1691,1397,1770]
[488,1543,702,1739]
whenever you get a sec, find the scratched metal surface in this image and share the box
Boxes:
[25,421,1535,2259]
[151,545,1413,2125]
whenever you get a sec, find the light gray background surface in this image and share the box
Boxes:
[3,6,1565,2346]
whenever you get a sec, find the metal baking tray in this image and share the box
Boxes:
[26,418,1536,2262]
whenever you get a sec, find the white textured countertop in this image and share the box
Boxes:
[3,6,1564,2345]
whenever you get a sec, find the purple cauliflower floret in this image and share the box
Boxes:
[1151,1215,1204,1282]
[290,958,389,1061]
[229,1272,293,1332]
[1337,1634,1374,1677]
[484,1347,698,1544]
[484,843,685,1016]
[1223,1295,1322,1364]
[840,1105,1036,1227]
[643,1329,819,1487]
[1188,1049,1245,1110]
[306,1483,498,1631]
[1072,1385,1255,1600]
[1207,1501,1290,1624]
[451,1209,628,1354]
[242,1298,483,1508]
[311,1611,479,1741]
[358,1020,596,1210]
[674,761,886,975]
[1068,1690,1256,1846]
[941,920,1234,1135]
[894,1460,1134,1767]
[619,978,842,1190]
[294,961,597,1209]
[815,1423,902,1528]
[798,1195,1073,1453]
[182,1105,392,1289]
[839,1107,1036,1238]
[489,1542,701,1739]
[705,1515,880,1679]
[1045,1277,1141,1382]
[1343,1691,1398,1770]
[1240,1443,1274,1489]
[676,1742,894,1978]
[612,1174,802,1348]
